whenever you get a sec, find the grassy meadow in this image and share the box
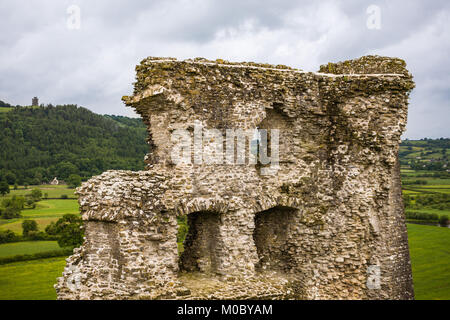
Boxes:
[0,185,77,299]
[0,185,79,235]
[4,184,76,199]
[0,257,67,300]
[407,224,450,300]
[0,107,13,113]
[0,241,60,258]
[401,169,450,222]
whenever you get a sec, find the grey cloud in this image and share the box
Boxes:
[0,0,448,137]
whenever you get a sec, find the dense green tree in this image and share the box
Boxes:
[25,198,36,209]
[1,207,21,219]
[22,220,38,237]
[0,179,9,196]
[4,171,16,185]
[2,196,25,210]
[0,230,18,243]
[47,214,84,249]
[0,104,147,183]
[45,221,57,235]
[67,174,82,188]
[30,188,43,201]
[56,161,79,180]
[1,196,24,219]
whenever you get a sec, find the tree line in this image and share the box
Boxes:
[0,104,148,185]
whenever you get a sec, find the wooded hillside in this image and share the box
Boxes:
[0,104,148,184]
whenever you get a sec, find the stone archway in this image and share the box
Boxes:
[179,210,224,274]
[253,206,297,273]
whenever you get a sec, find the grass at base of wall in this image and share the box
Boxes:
[407,223,450,300]
[0,241,60,258]
[0,224,447,300]
[0,257,67,300]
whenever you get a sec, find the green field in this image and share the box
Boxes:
[0,184,80,299]
[407,224,450,300]
[3,185,76,199]
[20,199,79,218]
[0,217,59,234]
[0,107,12,113]
[0,257,66,300]
[402,165,450,302]
[405,187,450,195]
[401,168,450,223]
[0,241,60,258]
[399,140,449,165]
[0,199,79,234]
[402,190,421,195]
[0,185,79,234]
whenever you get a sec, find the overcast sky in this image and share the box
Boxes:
[0,0,448,139]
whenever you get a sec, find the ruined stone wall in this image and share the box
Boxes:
[56,55,415,300]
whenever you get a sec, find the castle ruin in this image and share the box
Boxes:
[56,55,415,300]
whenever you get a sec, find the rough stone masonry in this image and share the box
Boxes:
[56,55,415,300]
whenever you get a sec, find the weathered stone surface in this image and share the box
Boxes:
[56,55,415,300]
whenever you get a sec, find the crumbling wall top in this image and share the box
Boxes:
[122,55,414,122]
[319,55,412,77]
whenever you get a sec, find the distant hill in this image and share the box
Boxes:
[400,139,449,171]
[0,104,148,185]
[0,100,16,113]
[0,100,15,108]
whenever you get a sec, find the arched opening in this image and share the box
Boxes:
[179,211,223,274]
[253,206,297,273]
[254,105,295,175]
[257,105,294,163]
